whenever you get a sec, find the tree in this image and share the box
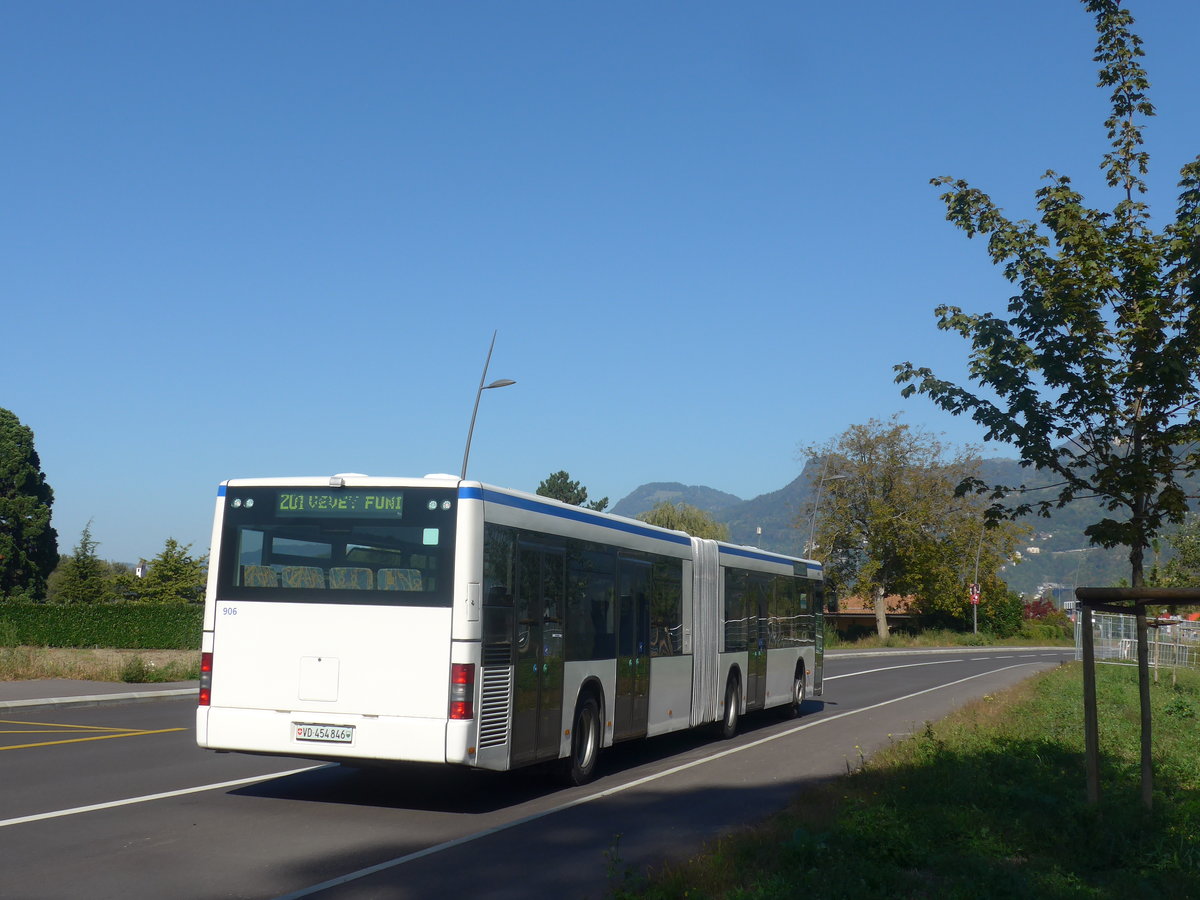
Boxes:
[46,522,113,604]
[804,417,1023,638]
[1149,514,1200,588]
[895,0,1200,593]
[637,501,730,541]
[0,407,58,600]
[900,525,1019,631]
[536,471,609,511]
[138,538,207,604]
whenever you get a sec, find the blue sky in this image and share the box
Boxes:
[6,1,1199,564]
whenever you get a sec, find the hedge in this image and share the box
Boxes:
[0,603,203,650]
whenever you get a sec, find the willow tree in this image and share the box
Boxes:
[895,0,1200,591]
[638,501,729,541]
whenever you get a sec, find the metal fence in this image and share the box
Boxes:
[1075,612,1200,670]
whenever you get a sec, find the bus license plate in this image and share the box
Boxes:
[294,723,354,744]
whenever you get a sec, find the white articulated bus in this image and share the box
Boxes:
[196,475,824,784]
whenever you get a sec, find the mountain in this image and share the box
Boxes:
[975,456,1132,594]
[609,456,1180,594]
[611,468,820,558]
[611,483,743,518]
[721,474,815,557]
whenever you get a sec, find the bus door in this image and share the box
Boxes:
[745,575,768,711]
[511,542,565,766]
[614,556,650,741]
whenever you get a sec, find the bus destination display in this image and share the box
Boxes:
[275,490,404,518]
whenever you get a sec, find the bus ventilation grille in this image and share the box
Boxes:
[478,666,513,748]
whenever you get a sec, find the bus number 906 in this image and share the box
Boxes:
[222,607,238,616]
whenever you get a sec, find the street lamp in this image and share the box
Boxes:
[971,491,1016,633]
[971,520,988,635]
[460,331,516,481]
[806,466,848,558]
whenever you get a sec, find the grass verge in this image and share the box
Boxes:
[825,626,1074,650]
[617,663,1200,899]
[0,647,200,683]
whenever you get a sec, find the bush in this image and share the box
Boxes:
[120,655,153,682]
[0,603,202,649]
[1019,620,1074,643]
[977,590,1024,638]
[1020,598,1073,642]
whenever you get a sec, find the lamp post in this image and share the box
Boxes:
[460,331,515,481]
[970,490,1014,634]
[972,521,987,635]
[806,465,848,558]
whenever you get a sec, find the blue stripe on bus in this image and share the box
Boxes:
[459,486,692,547]
[719,543,819,569]
[217,485,226,497]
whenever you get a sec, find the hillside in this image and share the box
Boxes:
[610,456,1184,595]
[610,483,743,518]
[611,467,822,558]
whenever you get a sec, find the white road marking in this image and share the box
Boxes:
[824,659,962,680]
[272,660,1045,899]
[824,650,1073,681]
[0,765,326,829]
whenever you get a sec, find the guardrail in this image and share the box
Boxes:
[1075,587,1200,811]
[1075,612,1200,671]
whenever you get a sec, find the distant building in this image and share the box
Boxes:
[1035,583,1073,608]
[135,559,149,579]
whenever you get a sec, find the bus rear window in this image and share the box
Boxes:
[218,487,456,606]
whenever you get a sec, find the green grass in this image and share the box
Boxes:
[824,624,1074,650]
[617,663,1200,899]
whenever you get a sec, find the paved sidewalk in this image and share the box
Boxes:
[0,678,197,712]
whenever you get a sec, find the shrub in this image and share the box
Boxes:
[978,590,1024,638]
[1020,600,1073,642]
[120,655,153,683]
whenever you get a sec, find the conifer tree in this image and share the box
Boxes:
[0,408,58,600]
[49,522,112,604]
[139,538,207,604]
[536,471,609,512]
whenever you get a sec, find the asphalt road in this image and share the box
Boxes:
[0,648,1074,899]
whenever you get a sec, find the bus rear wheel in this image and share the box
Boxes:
[561,695,601,786]
[718,675,740,740]
[782,666,806,719]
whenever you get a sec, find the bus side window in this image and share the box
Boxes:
[485,585,512,606]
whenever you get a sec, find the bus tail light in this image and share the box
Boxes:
[199,652,213,706]
[449,662,475,719]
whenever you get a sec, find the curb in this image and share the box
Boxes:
[0,688,197,713]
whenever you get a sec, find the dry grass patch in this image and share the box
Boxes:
[0,647,200,682]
